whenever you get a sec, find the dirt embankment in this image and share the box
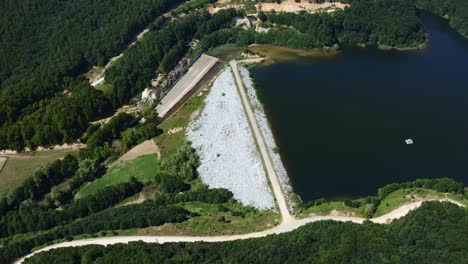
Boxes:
[257,0,348,13]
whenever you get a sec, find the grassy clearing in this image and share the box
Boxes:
[29,186,467,250]
[446,192,468,205]
[76,154,158,198]
[155,91,206,158]
[374,188,468,217]
[0,150,73,196]
[174,201,280,235]
[299,188,468,219]
[299,201,365,218]
[117,201,280,236]
[84,66,104,80]
[37,201,279,247]
[94,82,112,95]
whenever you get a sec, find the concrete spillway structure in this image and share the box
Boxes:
[156,54,221,119]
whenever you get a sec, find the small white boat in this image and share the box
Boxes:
[405,139,414,145]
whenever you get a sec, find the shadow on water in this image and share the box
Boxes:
[250,14,468,201]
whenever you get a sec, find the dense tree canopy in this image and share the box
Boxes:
[0,0,180,124]
[106,9,239,106]
[0,0,185,151]
[0,83,112,151]
[0,179,143,238]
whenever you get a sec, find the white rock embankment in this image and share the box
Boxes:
[187,68,275,210]
[239,66,296,212]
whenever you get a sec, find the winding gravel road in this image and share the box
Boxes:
[14,59,466,264]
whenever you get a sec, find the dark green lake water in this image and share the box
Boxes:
[251,14,468,201]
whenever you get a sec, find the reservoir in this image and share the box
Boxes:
[250,14,468,201]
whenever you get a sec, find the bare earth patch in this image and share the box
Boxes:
[209,0,348,14]
[119,140,159,161]
[257,0,348,13]
[327,209,359,217]
[116,194,146,207]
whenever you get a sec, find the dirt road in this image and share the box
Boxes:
[16,198,464,264]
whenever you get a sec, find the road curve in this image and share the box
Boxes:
[16,198,463,264]
[14,59,467,263]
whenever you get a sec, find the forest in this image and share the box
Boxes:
[105,9,240,106]
[0,0,180,121]
[0,0,462,150]
[415,0,468,37]
[0,0,181,151]
[274,0,426,48]
[0,83,112,151]
[22,202,468,264]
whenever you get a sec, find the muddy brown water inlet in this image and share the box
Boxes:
[250,14,468,201]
